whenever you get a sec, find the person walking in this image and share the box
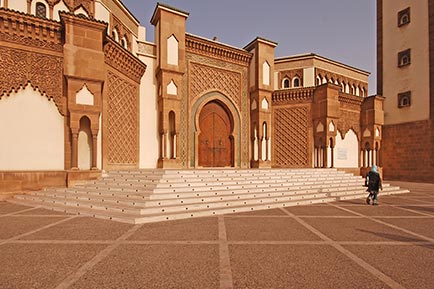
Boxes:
[365,165,383,205]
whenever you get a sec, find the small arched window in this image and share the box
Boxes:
[398,91,411,108]
[36,2,47,18]
[316,76,321,86]
[121,37,128,49]
[398,49,411,67]
[112,28,119,42]
[282,78,290,88]
[398,7,410,27]
[293,77,301,87]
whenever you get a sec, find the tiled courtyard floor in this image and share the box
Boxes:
[1,182,434,289]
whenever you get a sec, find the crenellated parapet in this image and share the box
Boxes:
[0,7,63,52]
[272,87,315,104]
[104,37,147,83]
[186,33,252,66]
[338,92,364,106]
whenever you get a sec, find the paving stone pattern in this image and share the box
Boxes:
[1,181,434,289]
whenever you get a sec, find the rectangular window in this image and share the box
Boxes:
[398,7,410,27]
[398,49,411,67]
[398,91,411,108]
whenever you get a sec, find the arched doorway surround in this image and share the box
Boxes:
[190,91,241,168]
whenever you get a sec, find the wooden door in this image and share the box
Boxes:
[198,101,233,167]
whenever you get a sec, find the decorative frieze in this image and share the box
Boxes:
[0,46,64,114]
[104,38,147,83]
[186,33,252,66]
[0,8,63,52]
[272,87,315,105]
[339,92,363,106]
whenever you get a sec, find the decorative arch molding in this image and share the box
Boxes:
[73,4,88,17]
[76,84,94,105]
[0,46,64,114]
[190,91,241,167]
[337,127,360,142]
[0,47,65,112]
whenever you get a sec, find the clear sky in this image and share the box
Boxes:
[121,0,377,95]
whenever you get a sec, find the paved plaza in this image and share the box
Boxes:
[1,181,434,289]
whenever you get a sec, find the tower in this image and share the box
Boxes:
[378,0,434,182]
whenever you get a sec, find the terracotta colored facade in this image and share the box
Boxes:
[378,0,434,182]
[0,1,384,192]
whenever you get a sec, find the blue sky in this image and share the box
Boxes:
[122,0,377,95]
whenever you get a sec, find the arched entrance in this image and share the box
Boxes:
[198,100,234,167]
[78,116,92,170]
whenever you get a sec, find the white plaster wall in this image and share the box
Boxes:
[167,80,177,95]
[262,61,270,86]
[78,129,92,170]
[167,35,179,66]
[334,130,358,168]
[53,1,69,21]
[97,113,102,169]
[274,71,279,90]
[383,0,430,124]
[138,26,146,42]
[138,54,159,168]
[94,1,111,27]
[8,0,27,13]
[76,85,94,105]
[0,85,64,170]
[303,67,315,87]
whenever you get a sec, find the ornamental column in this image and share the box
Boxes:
[151,3,189,168]
[245,37,277,168]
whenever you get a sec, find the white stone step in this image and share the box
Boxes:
[13,169,409,224]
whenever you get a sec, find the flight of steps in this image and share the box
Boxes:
[12,168,409,224]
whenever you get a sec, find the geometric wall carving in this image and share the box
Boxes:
[190,62,241,107]
[274,106,310,167]
[106,72,138,165]
[0,47,64,114]
[183,52,249,168]
[338,109,360,138]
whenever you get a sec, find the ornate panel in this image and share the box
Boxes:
[338,109,361,138]
[182,53,249,167]
[104,38,147,84]
[106,72,138,165]
[190,62,241,107]
[274,106,310,167]
[0,9,63,52]
[0,47,64,114]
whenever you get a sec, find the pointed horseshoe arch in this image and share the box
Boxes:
[190,91,241,168]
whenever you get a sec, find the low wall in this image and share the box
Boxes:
[0,170,101,193]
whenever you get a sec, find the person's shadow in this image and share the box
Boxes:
[357,229,434,250]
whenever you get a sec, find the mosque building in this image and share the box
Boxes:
[0,0,394,191]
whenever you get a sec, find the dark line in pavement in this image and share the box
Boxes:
[328,203,434,243]
[218,216,233,289]
[280,207,406,289]
[388,204,434,217]
[54,223,143,289]
[6,239,433,246]
[0,216,77,246]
